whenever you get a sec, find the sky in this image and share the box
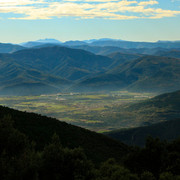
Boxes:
[0,0,180,44]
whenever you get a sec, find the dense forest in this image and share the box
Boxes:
[1,106,180,180]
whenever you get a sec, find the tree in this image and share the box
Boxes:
[140,171,155,180]
[97,158,139,180]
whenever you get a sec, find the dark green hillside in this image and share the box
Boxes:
[121,90,180,124]
[155,49,180,58]
[10,46,113,81]
[127,47,172,55]
[71,44,179,57]
[104,90,180,144]
[2,113,180,179]
[105,90,180,146]
[0,62,69,87]
[0,57,70,95]
[0,105,129,164]
[0,43,25,53]
[77,56,180,93]
[106,118,180,147]
[107,52,142,65]
[0,82,60,96]
[1,102,180,179]
[71,45,170,56]
[127,89,180,111]
[71,45,127,55]
[0,46,116,95]
[31,43,63,49]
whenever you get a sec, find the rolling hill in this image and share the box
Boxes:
[9,46,114,81]
[1,44,180,95]
[0,54,71,95]
[76,55,180,93]
[104,90,180,145]
[0,46,118,95]
[107,52,142,65]
[0,105,129,164]
[69,45,180,56]
[154,49,180,59]
[71,89,180,131]
[70,45,127,55]
[106,118,180,147]
[90,39,180,49]
[0,43,25,53]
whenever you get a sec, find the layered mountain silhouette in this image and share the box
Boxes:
[90,39,180,49]
[0,46,115,95]
[9,46,113,81]
[20,38,62,48]
[0,43,25,53]
[0,41,180,95]
[0,55,70,95]
[154,49,180,58]
[19,38,180,49]
[76,55,180,93]
[107,52,142,65]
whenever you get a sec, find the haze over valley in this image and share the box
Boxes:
[0,38,179,139]
[0,39,180,96]
[1,39,180,179]
[1,0,180,178]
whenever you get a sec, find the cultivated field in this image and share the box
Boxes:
[0,91,154,132]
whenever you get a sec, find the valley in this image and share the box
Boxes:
[1,0,180,177]
[0,91,154,132]
[0,39,180,179]
[0,40,179,134]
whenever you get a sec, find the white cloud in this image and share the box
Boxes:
[0,0,45,6]
[139,0,158,6]
[0,0,180,20]
[63,0,119,1]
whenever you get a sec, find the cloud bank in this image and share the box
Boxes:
[0,0,180,20]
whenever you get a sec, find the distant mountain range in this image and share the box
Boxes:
[0,55,70,95]
[1,38,180,54]
[19,38,180,49]
[0,46,115,95]
[76,55,180,93]
[154,49,180,59]
[20,38,62,47]
[0,43,25,53]
[9,46,113,81]
[0,39,180,95]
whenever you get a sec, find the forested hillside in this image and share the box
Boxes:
[1,106,180,180]
[77,56,180,93]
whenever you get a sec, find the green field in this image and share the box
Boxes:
[0,91,154,132]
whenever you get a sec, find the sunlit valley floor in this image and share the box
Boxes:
[0,91,154,132]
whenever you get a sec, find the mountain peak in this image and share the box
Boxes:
[36,38,62,44]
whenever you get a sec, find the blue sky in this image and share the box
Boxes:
[0,0,180,43]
